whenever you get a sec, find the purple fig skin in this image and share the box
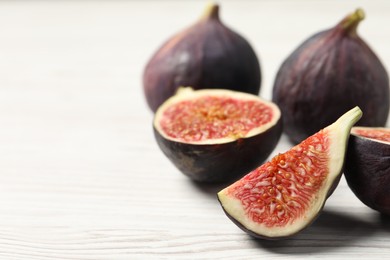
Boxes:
[143,4,261,112]
[344,134,390,215]
[153,119,282,183]
[272,9,390,144]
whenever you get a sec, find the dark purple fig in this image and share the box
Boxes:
[218,107,362,239]
[272,9,390,144]
[153,87,281,183]
[344,126,390,215]
[143,3,261,112]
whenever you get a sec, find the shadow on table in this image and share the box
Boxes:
[379,213,390,231]
[252,209,381,254]
[189,180,229,199]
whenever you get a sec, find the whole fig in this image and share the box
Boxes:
[272,9,390,144]
[143,3,261,112]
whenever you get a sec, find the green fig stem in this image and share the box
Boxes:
[340,8,365,35]
[201,2,220,21]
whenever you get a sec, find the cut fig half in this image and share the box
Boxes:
[350,126,390,144]
[218,107,362,239]
[153,87,282,183]
[344,127,390,215]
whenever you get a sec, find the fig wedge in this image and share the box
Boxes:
[218,107,362,239]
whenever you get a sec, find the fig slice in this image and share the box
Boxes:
[344,127,390,215]
[153,87,282,183]
[218,107,362,239]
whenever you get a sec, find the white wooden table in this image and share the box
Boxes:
[0,1,389,259]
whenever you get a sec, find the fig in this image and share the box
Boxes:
[153,87,281,183]
[272,8,389,144]
[143,3,261,112]
[218,107,362,239]
[344,127,390,215]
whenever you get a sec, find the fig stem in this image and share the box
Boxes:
[201,2,220,21]
[340,8,365,35]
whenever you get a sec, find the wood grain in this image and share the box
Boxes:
[0,0,390,259]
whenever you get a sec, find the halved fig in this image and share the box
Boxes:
[153,87,282,183]
[218,107,362,239]
[344,127,390,215]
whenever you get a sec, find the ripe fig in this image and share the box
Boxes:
[218,107,362,239]
[153,87,281,183]
[143,3,261,112]
[344,127,390,215]
[272,8,389,144]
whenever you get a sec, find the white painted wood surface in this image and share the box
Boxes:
[0,0,390,259]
